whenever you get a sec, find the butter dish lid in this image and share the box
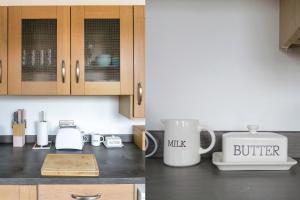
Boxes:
[223,125,286,139]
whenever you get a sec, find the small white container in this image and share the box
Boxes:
[103,136,124,148]
[162,119,216,167]
[222,125,288,163]
[91,134,104,147]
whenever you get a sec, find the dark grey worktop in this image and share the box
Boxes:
[146,158,300,200]
[0,143,145,185]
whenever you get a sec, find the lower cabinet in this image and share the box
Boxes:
[38,184,135,200]
[0,185,37,200]
[0,184,136,200]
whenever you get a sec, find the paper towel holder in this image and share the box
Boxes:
[37,111,48,147]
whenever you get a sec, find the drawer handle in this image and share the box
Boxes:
[76,60,80,83]
[62,60,66,83]
[0,60,2,84]
[137,82,143,106]
[71,193,101,200]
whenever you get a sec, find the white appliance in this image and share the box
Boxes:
[162,119,216,167]
[55,125,84,150]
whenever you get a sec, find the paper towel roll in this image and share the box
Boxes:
[37,122,48,146]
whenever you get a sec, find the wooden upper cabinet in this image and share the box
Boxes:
[8,6,71,95]
[280,0,300,49]
[6,5,142,102]
[119,6,145,118]
[71,6,133,95]
[133,6,145,118]
[0,7,7,95]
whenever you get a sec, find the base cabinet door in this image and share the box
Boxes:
[20,186,37,200]
[0,185,37,200]
[38,184,135,200]
[0,186,19,200]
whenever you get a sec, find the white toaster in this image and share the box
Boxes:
[55,127,84,150]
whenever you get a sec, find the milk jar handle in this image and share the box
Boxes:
[198,127,216,155]
[99,136,105,143]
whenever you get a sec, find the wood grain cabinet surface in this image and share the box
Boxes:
[0,184,136,200]
[38,184,135,200]
[119,6,145,118]
[71,6,133,96]
[0,7,7,95]
[4,5,145,118]
[133,6,145,118]
[280,0,300,48]
[0,185,37,200]
[8,6,70,95]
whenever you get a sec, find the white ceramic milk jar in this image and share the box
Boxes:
[162,119,216,167]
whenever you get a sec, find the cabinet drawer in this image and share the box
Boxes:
[38,184,135,200]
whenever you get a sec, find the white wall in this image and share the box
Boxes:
[146,0,300,131]
[0,0,145,6]
[0,96,144,135]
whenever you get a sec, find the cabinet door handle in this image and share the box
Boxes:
[76,60,80,83]
[0,60,2,84]
[61,60,66,83]
[71,193,101,200]
[137,82,143,106]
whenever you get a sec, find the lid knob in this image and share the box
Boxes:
[247,125,259,134]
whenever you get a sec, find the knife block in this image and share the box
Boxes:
[13,135,25,147]
[12,123,26,136]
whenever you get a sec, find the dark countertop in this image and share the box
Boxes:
[0,143,145,185]
[146,158,300,200]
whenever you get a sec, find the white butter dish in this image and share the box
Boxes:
[103,136,124,148]
[222,125,287,163]
[212,152,297,171]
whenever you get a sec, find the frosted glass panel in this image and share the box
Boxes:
[22,19,57,82]
[84,19,120,82]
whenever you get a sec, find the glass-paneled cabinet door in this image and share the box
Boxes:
[0,7,7,95]
[8,7,70,95]
[71,6,133,95]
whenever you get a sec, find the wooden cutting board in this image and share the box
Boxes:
[41,154,99,177]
